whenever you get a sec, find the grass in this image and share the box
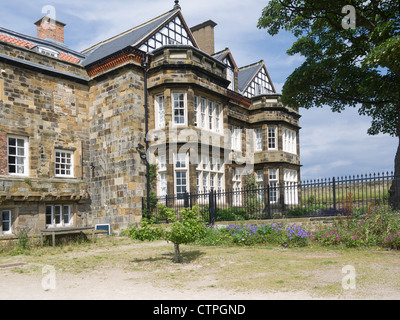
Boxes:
[2,235,400,299]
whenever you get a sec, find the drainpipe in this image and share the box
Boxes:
[142,52,150,211]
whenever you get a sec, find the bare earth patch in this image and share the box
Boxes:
[1,237,400,300]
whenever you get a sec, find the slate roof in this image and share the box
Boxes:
[238,61,264,93]
[81,9,178,66]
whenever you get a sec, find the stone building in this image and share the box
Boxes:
[0,1,301,235]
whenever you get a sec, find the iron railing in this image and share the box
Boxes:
[143,171,395,224]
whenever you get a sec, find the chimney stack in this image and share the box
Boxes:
[190,20,217,55]
[34,17,66,43]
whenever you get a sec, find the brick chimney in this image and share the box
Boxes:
[190,20,217,55]
[34,17,66,43]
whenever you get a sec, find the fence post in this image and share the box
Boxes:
[332,177,337,212]
[267,185,271,219]
[184,192,189,208]
[209,189,216,225]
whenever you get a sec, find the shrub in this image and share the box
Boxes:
[310,206,400,249]
[127,205,206,263]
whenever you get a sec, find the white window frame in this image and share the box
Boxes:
[7,135,29,177]
[1,210,12,234]
[254,128,263,151]
[268,126,277,150]
[200,97,207,129]
[215,104,221,133]
[231,125,242,151]
[46,204,73,228]
[172,92,187,126]
[232,168,243,206]
[196,155,225,193]
[208,101,214,131]
[255,170,265,201]
[37,46,59,58]
[55,149,74,178]
[157,154,167,198]
[284,169,298,205]
[155,94,165,129]
[283,128,297,154]
[194,96,222,133]
[174,152,189,198]
[159,173,167,198]
[269,169,279,204]
[194,96,199,127]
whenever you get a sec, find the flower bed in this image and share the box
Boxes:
[197,207,400,250]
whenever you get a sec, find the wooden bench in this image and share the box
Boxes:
[40,226,96,247]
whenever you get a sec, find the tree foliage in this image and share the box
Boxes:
[127,205,206,263]
[258,0,400,207]
[257,0,400,136]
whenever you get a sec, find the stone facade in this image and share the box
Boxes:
[0,3,301,235]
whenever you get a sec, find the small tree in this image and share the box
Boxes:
[245,173,262,216]
[165,206,206,263]
[127,205,206,263]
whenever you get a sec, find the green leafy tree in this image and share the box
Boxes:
[128,205,206,263]
[257,0,400,208]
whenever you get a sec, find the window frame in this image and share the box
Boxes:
[1,210,12,234]
[268,126,277,150]
[231,125,242,151]
[284,169,299,205]
[155,94,165,129]
[156,154,167,198]
[254,128,263,151]
[283,128,297,154]
[46,204,73,228]
[54,149,74,178]
[194,95,222,133]
[7,135,29,177]
[196,155,225,193]
[269,169,279,204]
[173,152,189,198]
[172,92,187,126]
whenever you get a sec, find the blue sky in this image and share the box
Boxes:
[1,0,397,180]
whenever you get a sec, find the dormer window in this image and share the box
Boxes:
[34,46,60,58]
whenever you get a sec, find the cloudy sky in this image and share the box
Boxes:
[1,0,397,180]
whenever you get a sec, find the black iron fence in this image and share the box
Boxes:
[143,171,396,224]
